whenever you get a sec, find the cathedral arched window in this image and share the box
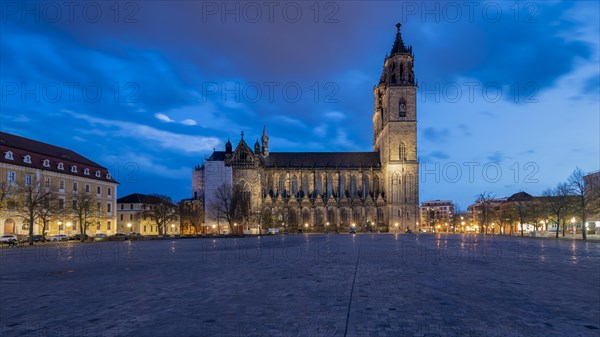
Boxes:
[373,176,380,195]
[399,98,407,118]
[315,175,323,196]
[399,142,406,161]
[350,175,357,197]
[302,209,310,225]
[279,176,285,197]
[302,175,309,196]
[376,208,384,224]
[362,175,369,198]
[292,176,298,196]
[326,175,333,198]
[341,209,349,225]
[327,208,336,225]
[338,175,346,198]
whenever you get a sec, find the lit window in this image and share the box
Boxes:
[58,162,64,170]
[7,171,15,183]
[4,151,14,160]
[23,155,32,164]
[84,168,90,175]
[43,159,50,167]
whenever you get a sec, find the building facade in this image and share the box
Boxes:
[419,200,454,232]
[0,132,118,237]
[116,193,180,236]
[192,24,419,233]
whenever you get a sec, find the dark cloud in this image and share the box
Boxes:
[487,151,505,163]
[422,127,450,143]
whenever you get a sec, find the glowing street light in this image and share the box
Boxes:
[127,222,132,234]
[571,217,576,238]
[66,222,72,236]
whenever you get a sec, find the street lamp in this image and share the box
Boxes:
[66,222,72,237]
[571,217,576,238]
[171,224,175,234]
[127,222,132,234]
[58,220,62,237]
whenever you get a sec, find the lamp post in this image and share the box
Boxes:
[571,217,576,238]
[58,220,62,237]
[127,223,132,234]
[66,222,72,237]
[171,224,175,234]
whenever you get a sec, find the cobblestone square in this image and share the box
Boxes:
[1,234,599,337]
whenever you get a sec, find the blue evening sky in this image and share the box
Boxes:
[1,1,598,208]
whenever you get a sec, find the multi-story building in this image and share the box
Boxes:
[193,24,419,234]
[0,132,117,237]
[583,170,599,234]
[116,193,180,235]
[419,200,454,232]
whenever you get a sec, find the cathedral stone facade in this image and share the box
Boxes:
[192,24,419,233]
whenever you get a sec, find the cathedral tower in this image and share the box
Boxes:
[373,23,419,231]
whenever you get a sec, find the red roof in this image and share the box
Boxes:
[0,131,116,183]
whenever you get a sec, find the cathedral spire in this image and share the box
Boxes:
[261,125,269,156]
[390,22,411,56]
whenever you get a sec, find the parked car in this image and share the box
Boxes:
[94,233,108,241]
[0,234,18,243]
[349,227,357,234]
[32,235,45,242]
[48,234,69,242]
[113,233,127,237]
[69,234,89,241]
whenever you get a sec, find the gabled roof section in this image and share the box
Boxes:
[117,193,175,206]
[0,131,116,183]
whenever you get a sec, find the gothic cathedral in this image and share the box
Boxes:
[192,24,419,233]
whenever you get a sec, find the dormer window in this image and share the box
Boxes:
[95,170,101,177]
[43,159,50,167]
[84,168,90,175]
[106,173,111,180]
[71,165,77,173]
[23,155,32,164]
[57,162,64,170]
[4,151,13,160]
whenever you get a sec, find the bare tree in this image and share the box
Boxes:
[15,179,51,245]
[568,167,592,240]
[0,181,16,212]
[542,183,572,239]
[208,184,248,234]
[142,195,179,235]
[513,201,530,237]
[37,191,61,239]
[496,203,515,236]
[179,199,204,234]
[476,192,495,234]
[71,191,100,242]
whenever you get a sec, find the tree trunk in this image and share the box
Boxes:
[28,213,35,245]
[555,219,559,238]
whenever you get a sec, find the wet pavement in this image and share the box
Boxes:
[1,234,599,337]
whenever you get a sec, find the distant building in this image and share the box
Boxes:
[192,24,420,234]
[467,197,507,233]
[117,193,180,235]
[419,200,454,232]
[584,170,600,232]
[0,132,117,237]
